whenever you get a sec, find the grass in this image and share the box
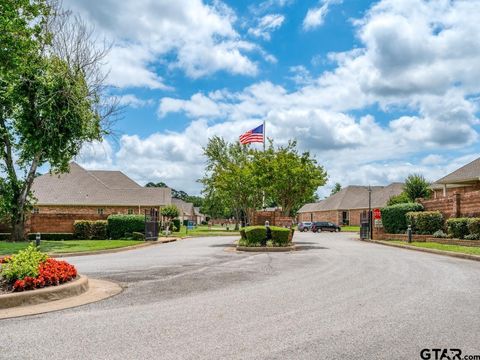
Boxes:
[171,225,239,238]
[341,226,360,232]
[0,240,143,256]
[390,241,480,256]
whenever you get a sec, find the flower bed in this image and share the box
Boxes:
[0,244,77,292]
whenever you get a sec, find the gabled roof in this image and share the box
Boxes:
[172,198,195,216]
[32,162,171,206]
[435,157,480,185]
[297,183,403,213]
[194,207,203,216]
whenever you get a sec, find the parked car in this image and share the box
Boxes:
[311,221,341,233]
[297,222,313,232]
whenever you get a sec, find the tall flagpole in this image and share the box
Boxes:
[262,120,266,210]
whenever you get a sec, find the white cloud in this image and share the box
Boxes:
[303,0,341,31]
[76,140,114,170]
[248,14,285,40]
[65,0,261,87]
[117,94,155,109]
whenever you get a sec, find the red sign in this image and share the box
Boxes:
[373,208,381,220]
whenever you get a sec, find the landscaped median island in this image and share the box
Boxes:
[0,245,77,294]
[237,226,295,251]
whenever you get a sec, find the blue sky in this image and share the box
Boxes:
[67,0,480,196]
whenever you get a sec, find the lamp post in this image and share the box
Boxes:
[368,185,372,240]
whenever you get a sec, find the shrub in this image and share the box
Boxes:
[240,229,246,240]
[91,221,107,239]
[0,244,48,282]
[464,233,480,240]
[73,220,107,239]
[446,218,471,239]
[270,226,291,246]
[406,211,444,235]
[172,219,181,232]
[381,203,424,234]
[27,233,75,241]
[244,226,266,246]
[74,220,91,239]
[467,218,480,235]
[108,215,144,239]
[132,232,145,240]
[0,233,10,241]
[387,192,412,206]
[432,230,448,238]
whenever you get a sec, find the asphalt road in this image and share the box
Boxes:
[1,232,479,360]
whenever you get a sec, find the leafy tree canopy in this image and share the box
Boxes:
[404,174,432,202]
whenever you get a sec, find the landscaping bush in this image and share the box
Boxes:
[0,244,48,282]
[244,226,266,246]
[467,218,480,236]
[74,220,107,239]
[0,233,10,241]
[132,232,145,240]
[464,233,480,240]
[107,215,144,239]
[240,228,246,240]
[270,226,291,246]
[432,230,448,238]
[27,233,75,241]
[172,219,181,232]
[406,211,444,235]
[446,218,471,239]
[381,203,424,234]
[73,220,91,239]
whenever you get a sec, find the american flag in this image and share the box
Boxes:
[239,124,264,145]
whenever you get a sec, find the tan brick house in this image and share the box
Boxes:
[297,183,403,226]
[172,198,195,222]
[26,162,171,233]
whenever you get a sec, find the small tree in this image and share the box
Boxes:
[330,183,342,196]
[404,174,431,202]
[386,192,411,206]
[161,205,179,234]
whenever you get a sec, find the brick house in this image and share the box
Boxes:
[430,157,480,198]
[26,162,171,233]
[297,183,403,226]
[421,157,480,218]
[172,198,195,222]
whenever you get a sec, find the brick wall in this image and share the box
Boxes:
[26,205,162,233]
[253,210,294,227]
[420,190,480,219]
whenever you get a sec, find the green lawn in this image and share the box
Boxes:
[171,225,239,238]
[390,241,480,256]
[0,240,143,256]
[341,226,360,232]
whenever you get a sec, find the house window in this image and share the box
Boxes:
[97,208,104,215]
[128,209,133,215]
[32,208,39,214]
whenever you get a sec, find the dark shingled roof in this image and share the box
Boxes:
[32,162,171,206]
[435,157,480,184]
[297,183,404,213]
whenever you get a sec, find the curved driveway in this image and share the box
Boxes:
[1,232,479,359]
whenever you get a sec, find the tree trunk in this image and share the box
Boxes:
[10,214,26,242]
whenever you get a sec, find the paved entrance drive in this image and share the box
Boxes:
[1,232,479,359]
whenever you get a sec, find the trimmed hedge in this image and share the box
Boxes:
[27,233,75,241]
[107,215,144,239]
[381,203,424,234]
[73,220,108,240]
[132,232,145,240]
[406,211,444,235]
[467,218,480,236]
[270,226,291,246]
[0,233,11,241]
[446,218,470,239]
[243,226,292,246]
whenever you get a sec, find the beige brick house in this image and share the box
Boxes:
[297,183,403,226]
[430,157,480,198]
[27,162,171,233]
[172,198,195,222]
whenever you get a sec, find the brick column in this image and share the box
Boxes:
[453,193,461,217]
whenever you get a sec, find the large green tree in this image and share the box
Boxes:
[254,140,327,216]
[404,174,432,202]
[200,137,327,224]
[0,1,115,241]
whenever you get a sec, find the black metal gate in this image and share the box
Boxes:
[144,208,160,241]
[360,210,371,240]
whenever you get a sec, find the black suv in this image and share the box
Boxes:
[311,221,341,233]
